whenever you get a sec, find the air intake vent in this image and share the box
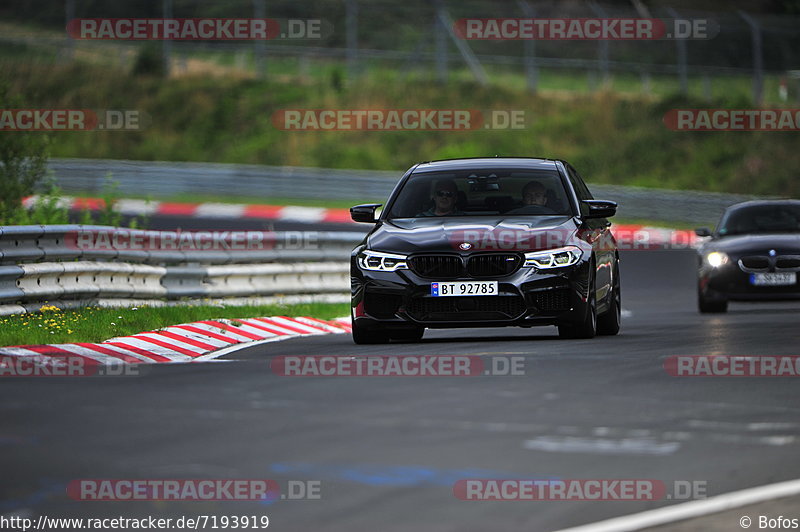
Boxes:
[467,254,522,277]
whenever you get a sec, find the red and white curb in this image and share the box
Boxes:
[23,196,355,224]
[0,316,352,365]
[23,196,701,249]
[24,195,700,247]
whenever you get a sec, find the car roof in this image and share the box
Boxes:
[412,157,560,173]
[726,199,800,212]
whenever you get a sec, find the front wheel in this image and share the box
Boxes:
[698,291,728,313]
[558,279,597,339]
[597,264,621,336]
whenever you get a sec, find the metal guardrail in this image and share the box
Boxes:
[0,224,364,264]
[47,158,396,203]
[48,158,766,225]
[0,225,363,308]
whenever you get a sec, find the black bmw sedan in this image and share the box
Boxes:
[348,157,621,343]
[696,200,800,313]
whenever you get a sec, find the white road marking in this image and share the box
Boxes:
[553,477,800,532]
[523,436,680,455]
[193,335,300,361]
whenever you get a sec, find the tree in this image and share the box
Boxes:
[0,84,49,224]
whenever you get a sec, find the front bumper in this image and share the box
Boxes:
[351,255,592,330]
[699,261,800,302]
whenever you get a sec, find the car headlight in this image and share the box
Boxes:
[524,246,582,269]
[357,250,409,271]
[705,251,729,268]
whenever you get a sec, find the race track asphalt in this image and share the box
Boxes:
[2,244,799,531]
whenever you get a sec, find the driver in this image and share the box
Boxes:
[521,181,548,207]
[417,179,465,217]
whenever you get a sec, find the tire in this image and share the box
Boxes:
[352,320,391,344]
[596,263,621,336]
[391,327,425,343]
[558,276,597,339]
[698,292,728,313]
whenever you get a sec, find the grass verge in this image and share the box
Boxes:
[0,302,350,346]
[5,56,800,197]
[70,191,368,210]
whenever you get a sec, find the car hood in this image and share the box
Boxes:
[703,233,800,256]
[367,216,579,254]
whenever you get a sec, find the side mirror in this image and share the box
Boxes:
[582,200,617,219]
[695,227,712,237]
[350,203,382,223]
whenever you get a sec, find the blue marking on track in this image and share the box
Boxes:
[268,462,559,487]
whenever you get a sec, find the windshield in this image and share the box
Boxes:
[386,169,573,219]
[718,204,800,236]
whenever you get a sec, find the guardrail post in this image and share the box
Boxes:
[587,1,610,88]
[738,10,764,105]
[518,0,538,94]
[666,7,688,96]
[640,71,651,95]
[253,0,267,78]
[434,1,448,84]
[64,0,75,62]
[436,2,489,86]
[162,0,173,78]
[346,0,359,83]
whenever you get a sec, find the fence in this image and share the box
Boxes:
[3,1,800,103]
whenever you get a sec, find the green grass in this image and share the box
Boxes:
[5,42,800,198]
[70,191,369,210]
[0,302,349,346]
[2,27,785,105]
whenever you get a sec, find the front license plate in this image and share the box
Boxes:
[431,281,498,297]
[750,273,797,286]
